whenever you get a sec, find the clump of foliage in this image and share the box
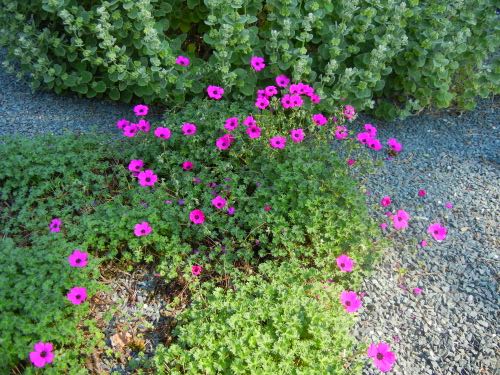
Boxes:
[1,0,498,118]
[154,260,365,374]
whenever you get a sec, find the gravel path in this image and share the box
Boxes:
[354,100,500,374]
[1,51,499,374]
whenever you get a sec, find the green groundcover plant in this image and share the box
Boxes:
[1,0,498,118]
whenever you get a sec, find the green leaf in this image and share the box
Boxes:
[92,81,107,93]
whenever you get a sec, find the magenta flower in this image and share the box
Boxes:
[247,125,262,139]
[310,94,321,104]
[191,264,202,276]
[255,97,270,110]
[387,138,403,153]
[250,56,266,71]
[134,221,152,237]
[380,196,392,207]
[357,132,371,145]
[445,202,453,209]
[275,74,290,87]
[137,119,150,132]
[347,159,356,166]
[290,128,305,143]
[368,138,382,151]
[380,223,388,230]
[335,126,348,140]
[138,170,158,187]
[181,122,197,136]
[175,55,190,66]
[216,134,233,150]
[154,127,171,139]
[343,105,356,120]
[413,287,423,295]
[227,206,235,215]
[289,84,300,94]
[340,291,362,313]
[427,223,447,241]
[224,117,239,131]
[123,124,139,138]
[212,196,227,209]
[367,342,396,373]
[133,104,149,116]
[364,123,377,137]
[243,115,256,127]
[67,287,87,305]
[281,94,293,109]
[49,218,62,233]
[269,136,287,149]
[312,113,328,126]
[68,250,88,268]
[420,239,428,247]
[128,159,144,172]
[207,85,224,100]
[257,89,266,98]
[29,342,54,368]
[264,205,272,212]
[264,85,278,97]
[418,189,426,197]
[116,119,130,129]
[336,254,354,272]
[393,209,410,230]
[189,209,205,224]
[182,161,193,171]
[290,95,303,107]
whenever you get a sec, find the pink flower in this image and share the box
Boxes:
[387,138,403,153]
[137,119,150,132]
[257,89,266,98]
[247,125,262,139]
[182,161,193,171]
[413,287,423,295]
[224,117,239,131]
[364,123,377,137]
[312,113,328,126]
[250,56,266,71]
[335,126,348,140]
[275,74,290,87]
[310,94,321,104]
[154,127,171,139]
[290,95,303,107]
[128,159,144,172]
[290,128,305,143]
[133,104,149,116]
[255,96,270,110]
[367,342,396,373]
[420,240,428,247]
[427,223,447,241]
[227,206,235,215]
[216,134,233,150]
[66,287,87,305]
[264,205,272,212]
[181,122,197,136]
[336,254,354,272]
[393,209,410,230]
[343,105,356,120]
[49,218,62,233]
[340,291,362,313]
[190,209,205,224]
[281,94,293,109]
[380,223,388,230]
[134,221,152,236]
[116,119,130,129]
[68,250,88,268]
[29,342,54,368]
[211,196,227,209]
[269,136,286,149]
[243,115,256,127]
[289,84,300,94]
[191,264,202,276]
[123,124,139,138]
[445,202,453,209]
[207,85,224,100]
[368,138,382,151]
[264,85,278,97]
[380,196,392,207]
[357,132,371,145]
[138,170,158,187]
[418,189,426,197]
[347,159,356,166]
[175,55,190,66]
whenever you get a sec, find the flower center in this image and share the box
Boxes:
[75,294,81,300]
[341,263,345,268]
[345,301,351,306]
[141,229,145,233]
[76,258,81,263]
[40,351,47,358]
[376,353,384,360]
[434,230,439,234]
[145,177,151,182]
